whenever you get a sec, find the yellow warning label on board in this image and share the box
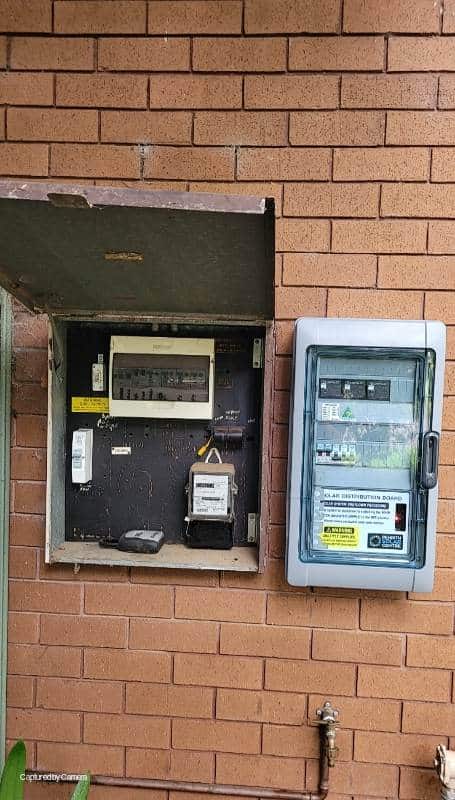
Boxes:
[320,525,359,549]
[71,397,109,413]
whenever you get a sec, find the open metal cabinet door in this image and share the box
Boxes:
[0,182,275,320]
[0,291,11,766]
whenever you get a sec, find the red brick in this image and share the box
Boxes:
[194,112,287,146]
[445,0,455,32]
[439,466,455,499]
[36,677,123,713]
[276,219,330,252]
[448,328,455,358]
[0,36,5,67]
[283,253,376,288]
[9,579,81,613]
[245,75,339,109]
[149,1,241,33]
[220,623,310,659]
[11,449,46,482]
[10,513,44,547]
[7,675,34,709]
[103,38,189,72]
[0,143,48,177]
[313,629,402,666]
[85,712,169,747]
[54,1,146,33]
[378,256,455,289]
[358,665,451,701]
[342,74,436,109]
[37,741,124,777]
[437,535,455,567]
[343,0,439,32]
[50,144,140,179]
[308,759,398,797]
[13,313,48,348]
[429,223,455,255]
[175,587,264,623]
[245,0,340,33]
[237,148,330,181]
[86,583,172,618]
[12,381,47,414]
[101,111,191,145]
[284,182,379,217]
[144,147,234,181]
[438,500,455,530]
[217,752,304,791]
[41,613,127,648]
[439,76,455,109]
[334,146,430,181]
[8,545,37,580]
[332,221,427,254]
[56,74,147,109]
[150,75,242,109]
[274,360,291,391]
[383,183,455,218]
[8,611,39,643]
[309,693,401,732]
[403,701,455,735]
[130,567,218,587]
[433,149,455,183]
[84,648,171,682]
[289,36,384,71]
[8,707,80,744]
[387,112,455,145]
[360,598,453,634]
[272,458,286,491]
[174,653,263,689]
[217,688,306,725]
[267,592,358,628]
[0,0,52,31]
[440,433,455,464]
[275,288,327,320]
[126,748,214,783]
[13,348,47,383]
[130,619,218,653]
[263,724,352,760]
[408,634,455,667]
[354,731,444,768]
[290,111,384,145]
[400,767,440,800]
[0,73,53,107]
[126,682,213,718]
[389,36,455,71]
[445,367,455,395]
[193,38,286,72]
[8,108,98,143]
[15,416,47,448]
[266,659,356,695]
[8,644,82,677]
[189,182,283,216]
[173,718,260,754]
[10,36,94,70]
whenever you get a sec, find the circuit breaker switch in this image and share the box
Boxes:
[72,429,93,484]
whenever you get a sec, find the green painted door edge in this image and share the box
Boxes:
[0,291,12,768]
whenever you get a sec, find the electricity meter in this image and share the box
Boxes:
[109,336,215,419]
[286,317,446,592]
[186,449,237,550]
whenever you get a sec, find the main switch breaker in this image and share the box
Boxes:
[286,317,446,592]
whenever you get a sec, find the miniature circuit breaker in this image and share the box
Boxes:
[286,318,446,592]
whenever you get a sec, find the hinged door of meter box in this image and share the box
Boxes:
[0,181,275,574]
[286,318,446,592]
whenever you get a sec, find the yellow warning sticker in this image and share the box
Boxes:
[320,525,359,549]
[71,397,109,414]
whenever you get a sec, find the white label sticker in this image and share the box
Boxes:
[321,402,339,421]
[193,473,229,516]
[92,362,105,392]
[313,487,409,554]
[112,446,131,455]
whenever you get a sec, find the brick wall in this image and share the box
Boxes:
[2,1,455,798]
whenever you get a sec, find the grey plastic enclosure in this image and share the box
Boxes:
[286,318,446,592]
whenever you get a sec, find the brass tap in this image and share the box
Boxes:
[316,701,340,768]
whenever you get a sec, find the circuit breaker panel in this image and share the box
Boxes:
[286,318,446,592]
[65,322,263,548]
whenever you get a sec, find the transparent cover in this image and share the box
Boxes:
[301,348,435,568]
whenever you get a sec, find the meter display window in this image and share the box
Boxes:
[301,348,435,568]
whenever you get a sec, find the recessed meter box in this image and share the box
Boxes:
[286,318,446,592]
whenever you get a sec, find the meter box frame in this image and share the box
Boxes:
[286,317,446,592]
[0,181,275,574]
